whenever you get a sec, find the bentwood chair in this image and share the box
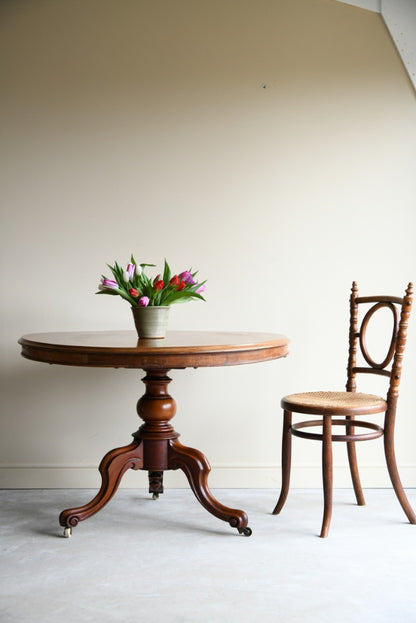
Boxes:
[273,282,416,537]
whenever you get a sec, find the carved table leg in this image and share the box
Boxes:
[59,440,143,536]
[168,439,251,535]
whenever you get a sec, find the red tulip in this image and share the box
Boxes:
[169,275,180,286]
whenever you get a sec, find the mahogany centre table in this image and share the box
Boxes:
[19,330,289,537]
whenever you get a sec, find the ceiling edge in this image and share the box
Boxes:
[336,0,415,92]
[335,0,380,12]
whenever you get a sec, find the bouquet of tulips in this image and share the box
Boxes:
[97,256,206,307]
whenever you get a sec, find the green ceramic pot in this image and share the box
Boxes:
[131,305,170,339]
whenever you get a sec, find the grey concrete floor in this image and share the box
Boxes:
[1,488,416,623]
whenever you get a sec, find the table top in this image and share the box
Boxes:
[19,330,289,369]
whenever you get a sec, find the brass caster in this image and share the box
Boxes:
[63,527,72,538]
[238,527,252,537]
[152,492,159,500]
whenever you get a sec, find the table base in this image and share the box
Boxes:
[59,370,251,537]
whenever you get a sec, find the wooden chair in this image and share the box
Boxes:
[273,282,416,537]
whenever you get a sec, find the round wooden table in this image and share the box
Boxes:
[19,330,289,537]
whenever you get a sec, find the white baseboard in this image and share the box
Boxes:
[1,463,415,489]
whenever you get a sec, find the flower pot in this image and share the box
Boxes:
[131,306,170,339]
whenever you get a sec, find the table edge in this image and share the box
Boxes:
[18,330,289,369]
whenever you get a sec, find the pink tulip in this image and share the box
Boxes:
[138,296,149,307]
[100,278,118,290]
[126,263,135,279]
[196,284,206,294]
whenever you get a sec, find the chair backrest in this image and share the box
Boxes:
[346,282,413,404]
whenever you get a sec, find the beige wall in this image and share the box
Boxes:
[1,0,416,489]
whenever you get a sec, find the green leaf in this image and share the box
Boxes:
[108,262,125,288]
[95,289,119,296]
[118,290,137,305]
[96,287,136,305]
[161,288,206,305]
[163,258,171,285]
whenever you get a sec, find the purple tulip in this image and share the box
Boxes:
[100,278,118,290]
[138,296,149,307]
[196,284,206,294]
[178,270,196,285]
[126,263,135,279]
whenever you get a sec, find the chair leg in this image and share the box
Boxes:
[320,415,333,538]
[384,425,416,524]
[346,416,365,506]
[273,410,292,515]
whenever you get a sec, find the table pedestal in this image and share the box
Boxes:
[59,370,251,536]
